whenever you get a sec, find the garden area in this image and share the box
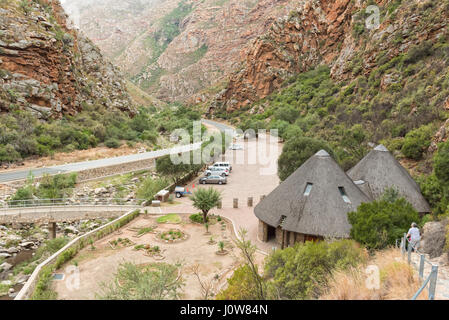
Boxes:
[50,212,264,300]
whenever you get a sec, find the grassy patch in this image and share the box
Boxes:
[156,214,182,224]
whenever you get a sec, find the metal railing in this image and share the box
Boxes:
[0,198,147,208]
[399,233,439,300]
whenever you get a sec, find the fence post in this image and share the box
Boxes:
[217,200,222,209]
[419,254,425,281]
[407,237,412,264]
[247,197,253,207]
[428,265,439,300]
[402,233,407,255]
[233,198,238,209]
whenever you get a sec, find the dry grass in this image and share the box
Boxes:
[321,249,425,300]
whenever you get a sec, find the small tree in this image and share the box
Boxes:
[98,262,184,300]
[218,241,225,252]
[233,229,266,300]
[277,136,335,181]
[190,188,222,223]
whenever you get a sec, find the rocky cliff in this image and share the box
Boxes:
[213,0,448,112]
[64,0,303,103]
[0,0,135,119]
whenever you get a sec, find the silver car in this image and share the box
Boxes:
[199,175,227,185]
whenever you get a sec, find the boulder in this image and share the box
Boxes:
[0,252,11,259]
[16,274,30,284]
[0,262,12,272]
[1,280,12,286]
[6,247,19,254]
[19,241,35,248]
[64,226,79,234]
[422,219,448,258]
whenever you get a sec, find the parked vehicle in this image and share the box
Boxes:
[199,175,227,185]
[229,144,243,150]
[174,186,192,198]
[205,166,229,176]
[208,161,232,172]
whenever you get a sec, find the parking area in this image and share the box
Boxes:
[176,133,283,252]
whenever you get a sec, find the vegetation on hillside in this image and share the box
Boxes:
[0,103,201,165]
[134,0,194,90]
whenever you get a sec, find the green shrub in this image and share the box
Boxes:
[434,141,449,185]
[401,125,433,160]
[189,213,204,224]
[105,138,122,149]
[348,197,419,250]
[264,240,366,299]
[277,136,335,181]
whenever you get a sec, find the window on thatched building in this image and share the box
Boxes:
[338,187,351,203]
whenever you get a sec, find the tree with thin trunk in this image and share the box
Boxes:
[234,229,266,300]
[190,187,222,223]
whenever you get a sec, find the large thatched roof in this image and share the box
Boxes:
[347,145,430,213]
[254,150,370,238]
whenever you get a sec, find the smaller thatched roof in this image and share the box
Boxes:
[347,145,430,213]
[254,150,370,238]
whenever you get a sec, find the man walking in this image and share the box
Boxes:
[407,222,421,252]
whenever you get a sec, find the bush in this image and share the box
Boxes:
[277,136,335,181]
[136,177,169,201]
[98,262,184,300]
[348,197,419,250]
[434,141,449,186]
[105,138,122,149]
[189,213,204,224]
[401,125,433,160]
[216,265,261,300]
[264,240,366,299]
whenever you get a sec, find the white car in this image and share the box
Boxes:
[205,167,228,176]
[208,161,232,172]
[229,144,243,150]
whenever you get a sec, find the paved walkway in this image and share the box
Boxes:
[409,251,449,300]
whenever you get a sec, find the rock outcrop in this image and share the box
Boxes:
[213,0,448,112]
[0,0,135,119]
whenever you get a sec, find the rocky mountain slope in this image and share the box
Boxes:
[64,0,303,103]
[213,0,448,112]
[0,0,135,119]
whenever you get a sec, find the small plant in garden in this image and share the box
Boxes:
[218,241,225,252]
[205,223,209,233]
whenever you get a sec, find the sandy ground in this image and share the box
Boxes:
[53,214,265,300]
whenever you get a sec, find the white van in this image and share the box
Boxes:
[208,161,232,172]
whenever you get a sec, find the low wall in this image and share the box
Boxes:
[15,208,142,300]
[0,205,140,223]
[75,158,157,182]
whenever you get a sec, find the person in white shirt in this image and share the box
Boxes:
[407,222,421,252]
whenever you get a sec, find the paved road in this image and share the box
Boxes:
[0,120,229,183]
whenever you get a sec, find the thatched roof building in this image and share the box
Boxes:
[347,145,430,213]
[255,150,370,247]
